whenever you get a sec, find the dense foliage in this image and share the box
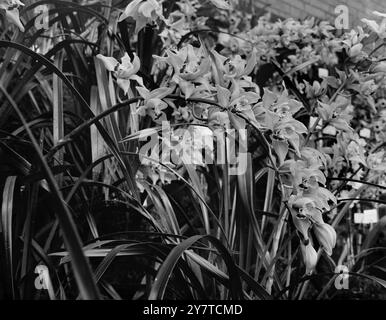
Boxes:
[0,0,386,300]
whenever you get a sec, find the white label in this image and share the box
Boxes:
[318,68,329,78]
[363,209,378,223]
[354,209,378,224]
[323,125,337,136]
[354,212,364,224]
[359,128,371,139]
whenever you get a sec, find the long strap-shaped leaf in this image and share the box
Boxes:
[1,176,17,299]
[0,86,100,300]
[0,40,140,201]
[149,235,243,300]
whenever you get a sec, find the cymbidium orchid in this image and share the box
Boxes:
[176,0,197,17]
[287,146,337,268]
[370,61,386,74]
[136,85,175,123]
[304,80,327,100]
[254,89,306,156]
[156,44,212,98]
[254,89,303,120]
[208,85,260,129]
[163,126,212,167]
[160,12,191,47]
[224,49,257,81]
[140,163,176,185]
[118,0,164,33]
[158,0,205,47]
[367,151,386,171]
[289,191,337,263]
[290,196,323,223]
[208,0,230,10]
[93,1,386,283]
[0,0,24,31]
[300,147,328,169]
[317,98,353,133]
[2,0,386,300]
[341,28,368,62]
[342,132,368,167]
[97,52,143,95]
[362,11,386,39]
[275,120,307,155]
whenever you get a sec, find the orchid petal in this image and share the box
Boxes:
[300,242,318,274]
[5,8,24,32]
[217,85,231,108]
[136,86,151,99]
[372,11,386,18]
[208,0,230,10]
[96,54,119,72]
[313,222,336,256]
[118,0,142,22]
[362,18,380,33]
[129,74,144,87]
[117,78,132,95]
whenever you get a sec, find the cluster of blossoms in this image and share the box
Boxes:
[2,0,383,275]
[285,149,337,273]
[93,0,386,273]
[226,15,341,70]
[159,0,207,47]
[148,1,345,76]
[252,87,338,272]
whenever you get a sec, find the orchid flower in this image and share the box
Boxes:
[208,85,259,129]
[97,52,143,95]
[289,193,337,259]
[118,0,164,34]
[156,45,211,98]
[0,0,24,31]
[224,49,257,81]
[136,85,175,123]
[208,0,230,10]
[362,11,386,39]
[254,89,307,156]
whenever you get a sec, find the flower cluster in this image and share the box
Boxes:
[95,2,386,274]
[286,152,337,274]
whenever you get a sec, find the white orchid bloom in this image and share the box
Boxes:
[97,52,143,95]
[0,0,25,32]
[362,11,386,39]
[118,0,164,34]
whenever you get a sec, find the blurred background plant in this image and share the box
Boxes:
[0,0,385,300]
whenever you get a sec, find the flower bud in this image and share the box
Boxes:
[313,222,336,256]
[300,242,318,274]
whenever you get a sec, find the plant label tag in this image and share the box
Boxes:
[363,209,378,223]
[322,125,337,136]
[359,128,371,139]
[318,68,329,78]
[354,212,364,224]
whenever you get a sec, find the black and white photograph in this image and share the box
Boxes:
[0,0,385,310]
